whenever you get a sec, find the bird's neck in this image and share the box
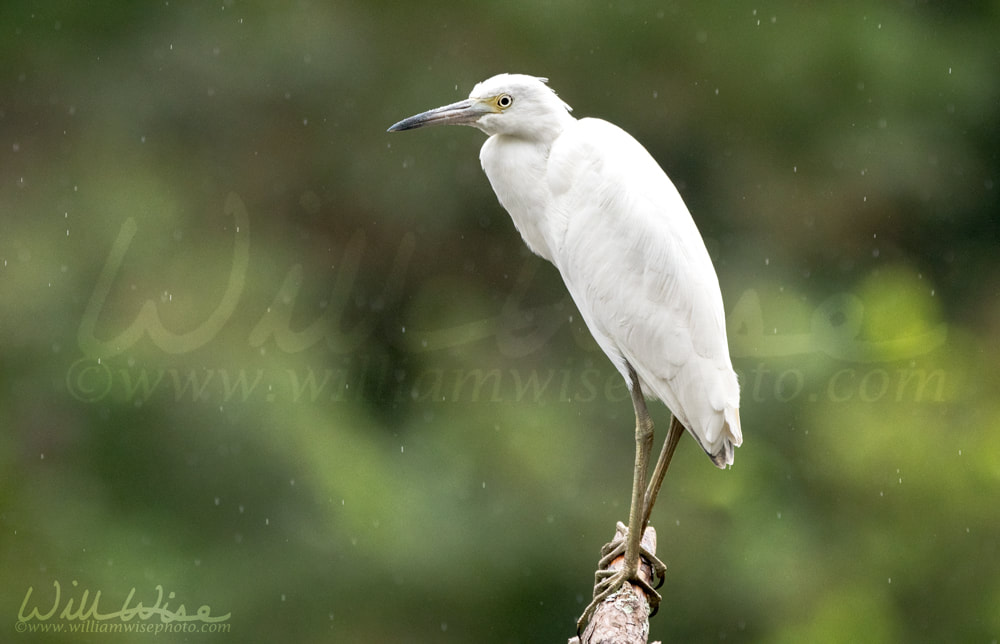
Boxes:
[479,135,558,262]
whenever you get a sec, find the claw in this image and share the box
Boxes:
[596,539,666,587]
[576,523,665,635]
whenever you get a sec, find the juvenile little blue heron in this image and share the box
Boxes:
[388,74,742,631]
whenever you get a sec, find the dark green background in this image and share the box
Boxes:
[2,2,998,642]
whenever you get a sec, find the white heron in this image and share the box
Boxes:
[388,74,741,631]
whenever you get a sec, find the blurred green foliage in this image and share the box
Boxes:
[1,1,998,642]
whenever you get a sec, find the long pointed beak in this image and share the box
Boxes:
[387,99,487,132]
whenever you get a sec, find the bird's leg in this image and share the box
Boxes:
[641,414,684,536]
[594,375,668,594]
[577,365,665,633]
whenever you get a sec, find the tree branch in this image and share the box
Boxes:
[569,521,662,644]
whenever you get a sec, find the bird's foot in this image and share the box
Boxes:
[575,523,665,634]
[597,537,666,590]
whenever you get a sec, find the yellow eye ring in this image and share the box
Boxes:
[496,94,513,108]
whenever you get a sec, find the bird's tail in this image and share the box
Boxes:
[708,407,742,469]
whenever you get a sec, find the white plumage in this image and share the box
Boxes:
[471,74,742,466]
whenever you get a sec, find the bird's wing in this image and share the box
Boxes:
[545,117,742,465]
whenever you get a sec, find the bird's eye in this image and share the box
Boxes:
[497,94,513,108]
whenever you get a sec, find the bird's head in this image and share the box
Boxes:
[387,73,573,141]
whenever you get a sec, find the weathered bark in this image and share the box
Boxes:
[569,522,662,644]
